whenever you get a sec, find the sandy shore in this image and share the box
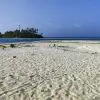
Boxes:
[0,41,100,100]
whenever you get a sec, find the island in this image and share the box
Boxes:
[0,27,43,38]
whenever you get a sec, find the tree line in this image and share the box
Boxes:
[0,27,43,38]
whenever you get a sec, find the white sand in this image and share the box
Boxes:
[0,41,100,100]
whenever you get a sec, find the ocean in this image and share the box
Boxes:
[0,38,100,43]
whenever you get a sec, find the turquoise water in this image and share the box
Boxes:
[0,38,39,43]
[0,38,100,43]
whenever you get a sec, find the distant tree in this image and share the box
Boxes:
[0,32,2,37]
[2,27,43,38]
[14,29,20,38]
[41,33,43,36]
[3,31,14,38]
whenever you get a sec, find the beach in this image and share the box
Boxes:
[0,41,100,100]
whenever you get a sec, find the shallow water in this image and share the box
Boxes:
[0,37,100,43]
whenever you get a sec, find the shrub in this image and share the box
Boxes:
[2,46,7,50]
[53,44,56,47]
[10,44,15,48]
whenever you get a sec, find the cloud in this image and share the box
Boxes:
[47,22,52,26]
[73,23,81,28]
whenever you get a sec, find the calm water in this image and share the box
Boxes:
[0,38,100,43]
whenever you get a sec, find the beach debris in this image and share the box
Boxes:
[9,74,14,78]
[31,53,34,56]
[13,56,16,58]
[46,97,52,100]
[30,75,34,80]
[24,45,31,47]
[0,81,3,87]
[49,84,52,88]
[1,77,5,80]
[91,52,97,54]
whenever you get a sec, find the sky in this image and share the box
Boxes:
[0,0,100,37]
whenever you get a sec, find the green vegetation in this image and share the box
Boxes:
[0,45,7,50]
[0,32,2,37]
[0,27,43,38]
[10,44,16,48]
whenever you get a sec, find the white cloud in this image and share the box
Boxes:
[47,22,52,26]
[73,23,81,28]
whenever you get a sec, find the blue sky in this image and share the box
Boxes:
[0,0,100,37]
